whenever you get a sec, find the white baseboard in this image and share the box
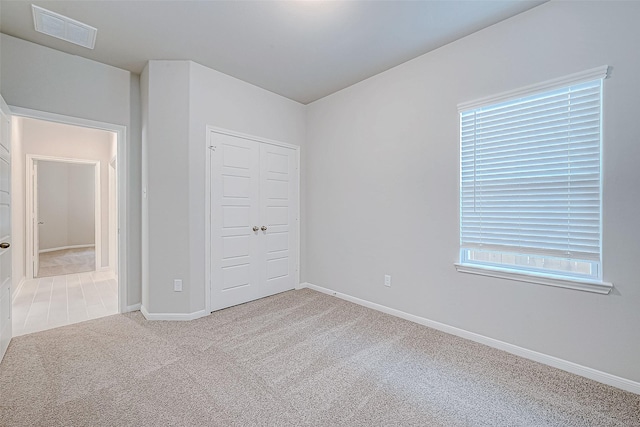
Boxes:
[39,244,95,254]
[140,305,209,321]
[297,282,640,395]
[125,303,141,313]
[11,277,26,304]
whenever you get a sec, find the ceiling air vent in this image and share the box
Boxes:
[32,5,97,49]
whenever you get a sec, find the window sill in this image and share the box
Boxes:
[454,263,613,295]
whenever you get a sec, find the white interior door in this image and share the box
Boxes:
[209,131,298,312]
[210,133,262,311]
[0,97,12,360]
[260,143,298,297]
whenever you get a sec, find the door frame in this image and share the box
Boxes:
[32,160,39,277]
[108,157,118,278]
[204,126,300,314]
[11,107,128,314]
[0,95,13,361]
[26,155,101,278]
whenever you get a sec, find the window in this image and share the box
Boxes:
[457,67,612,293]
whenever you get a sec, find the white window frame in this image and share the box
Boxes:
[455,66,613,295]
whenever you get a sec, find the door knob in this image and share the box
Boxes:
[0,243,10,249]
[252,226,259,232]
[261,226,267,231]
[38,221,44,225]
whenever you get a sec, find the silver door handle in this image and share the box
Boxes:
[261,226,267,231]
[252,226,259,232]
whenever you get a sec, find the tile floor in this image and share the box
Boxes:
[12,270,118,337]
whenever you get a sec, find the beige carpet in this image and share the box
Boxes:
[0,289,638,426]
[37,247,96,278]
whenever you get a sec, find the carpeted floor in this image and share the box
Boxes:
[0,289,638,426]
[37,247,96,278]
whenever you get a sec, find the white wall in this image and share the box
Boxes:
[140,66,149,312]
[9,117,22,297]
[38,161,95,251]
[20,118,111,266]
[67,163,95,247]
[108,132,117,163]
[107,129,118,276]
[38,161,69,250]
[108,131,118,277]
[306,1,640,383]
[1,34,141,307]
[141,60,306,314]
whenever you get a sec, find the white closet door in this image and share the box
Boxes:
[210,130,298,312]
[210,133,262,311]
[259,143,297,297]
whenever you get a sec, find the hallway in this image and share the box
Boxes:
[12,270,117,336]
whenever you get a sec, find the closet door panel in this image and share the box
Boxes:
[210,130,298,312]
[259,143,297,296]
[211,133,261,311]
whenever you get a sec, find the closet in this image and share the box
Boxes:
[208,129,299,311]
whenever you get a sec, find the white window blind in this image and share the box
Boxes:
[459,72,606,281]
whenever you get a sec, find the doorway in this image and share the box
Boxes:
[10,112,125,336]
[29,158,100,278]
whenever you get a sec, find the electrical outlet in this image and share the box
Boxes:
[174,279,183,292]
[384,275,391,287]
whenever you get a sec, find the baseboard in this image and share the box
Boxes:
[11,277,26,304]
[297,282,640,395]
[125,303,141,313]
[39,244,95,254]
[140,305,209,321]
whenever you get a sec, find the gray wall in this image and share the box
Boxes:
[141,60,305,315]
[1,34,141,308]
[128,74,142,306]
[305,1,640,383]
[141,60,191,314]
[140,65,149,312]
[38,161,95,251]
[188,61,306,314]
[66,163,95,247]
[38,161,70,251]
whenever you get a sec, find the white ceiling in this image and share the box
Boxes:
[0,1,546,104]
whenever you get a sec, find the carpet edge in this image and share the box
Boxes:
[297,282,640,395]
